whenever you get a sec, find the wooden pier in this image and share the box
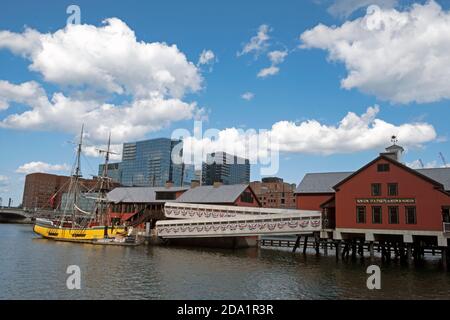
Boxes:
[259,235,450,269]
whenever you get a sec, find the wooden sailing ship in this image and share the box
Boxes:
[33,126,129,243]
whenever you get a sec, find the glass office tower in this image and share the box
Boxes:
[202,151,250,185]
[119,138,194,187]
[98,162,122,183]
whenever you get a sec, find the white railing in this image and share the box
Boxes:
[157,215,321,238]
[444,222,450,233]
[158,202,321,238]
[164,202,320,220]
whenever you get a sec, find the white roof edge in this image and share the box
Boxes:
[165,202,320,215]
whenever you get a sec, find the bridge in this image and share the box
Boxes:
[0,208,34,223]
[156,203,322,238]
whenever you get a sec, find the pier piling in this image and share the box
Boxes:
[406,243,412,263]
[369,241,374,260]
[442,248,447,269]
[358,240,364,257]
[314,234,320,255]
[335,241,341,261]
[351,240,357,260]
[303,236,308,254]
[292,235,301,253]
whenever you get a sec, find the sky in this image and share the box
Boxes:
[0,0,450,205]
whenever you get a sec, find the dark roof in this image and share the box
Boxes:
[175,184,249,204]
[386,144,404,152]
[416,168,450,191]
[107,186,188,203]
[295,161,450,194]
[295,172,352,193]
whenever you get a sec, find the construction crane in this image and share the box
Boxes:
[418,159,424,169]
[439,152,448,168]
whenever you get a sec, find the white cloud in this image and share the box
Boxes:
[328,0,398,18]
[0,175,9,193]
[0,18,205,145]
[238,26,287,78]
[0,80,46,110]
[258,50,288,78]
[241,92,255,101]
[268,50,288,64]
[406,160,449,169]
[182,105,437,163]
[16,161,70,174]
[0,175,9,186]
[237,24,271,57]
[198,49,216,65]
[0,28,42,56]
[83,144,122,161]
[0,18,202,99]
[300,1,450,104]
[0,81,198,144]
[257,66,280,78]
[269,105,436,154]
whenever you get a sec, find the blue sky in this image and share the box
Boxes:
[0,0,449,205]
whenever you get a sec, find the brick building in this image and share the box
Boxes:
[250,177,296,208]
[22,173,103,210]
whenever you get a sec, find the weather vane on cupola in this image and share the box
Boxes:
[391,135,398,145]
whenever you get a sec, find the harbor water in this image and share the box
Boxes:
[0,223,449,300]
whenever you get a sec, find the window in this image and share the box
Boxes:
[388,206,399,224]
[371,183,381,196]
[356,206,366,224]
[372,206,382,224]
[388,183,398,196]
[377,163,390,172]
[443,207,450,223]
[155,192,176,200]
[240,192,253,203]
[406,206,417,224]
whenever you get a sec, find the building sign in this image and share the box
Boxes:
[356,198,415,204]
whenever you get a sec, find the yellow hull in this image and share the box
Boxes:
[33,223,127,242]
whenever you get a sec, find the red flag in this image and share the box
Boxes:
[49,195,56,208]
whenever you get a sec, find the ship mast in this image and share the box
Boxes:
[97,133,117,226]
[72,124,84,228]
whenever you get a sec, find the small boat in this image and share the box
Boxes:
[33,126,131,244]
[92,235,143,246]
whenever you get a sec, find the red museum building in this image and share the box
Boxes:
[296,144,450,248]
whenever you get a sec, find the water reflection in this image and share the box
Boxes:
[0,224,449,299]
